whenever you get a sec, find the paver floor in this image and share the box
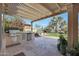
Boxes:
[5,36,62,56]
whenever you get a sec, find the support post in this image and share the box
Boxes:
[31,21,33,32]
[68,4,79,48]
[0,4,6,55]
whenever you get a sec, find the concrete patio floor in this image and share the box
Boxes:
[6,36,62,56]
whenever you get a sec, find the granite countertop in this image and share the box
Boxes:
[16,31,33,34]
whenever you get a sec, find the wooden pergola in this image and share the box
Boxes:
[0,3,79,55]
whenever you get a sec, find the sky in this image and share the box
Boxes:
[33,12,68,28]
[5,12,68,28]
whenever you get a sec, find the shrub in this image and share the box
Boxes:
[57,35,67,55]
[57,35,79,56]
[67,43,79,56]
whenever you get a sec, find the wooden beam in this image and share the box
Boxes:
[68,4,79,48]
[32,9,67,22]
[32,4,69,22]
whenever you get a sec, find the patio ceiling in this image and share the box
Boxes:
[0,3,72,21]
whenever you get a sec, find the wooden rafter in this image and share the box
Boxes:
[56,3,61,10]
[24,3,52,15]
[1,3,71,21]
[7,11,37,20]
[7,3,50,20]
[32,5,68,22]
[8,4,42,17]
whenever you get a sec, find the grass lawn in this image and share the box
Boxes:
[47,33,67,39]
[47,33,60,37]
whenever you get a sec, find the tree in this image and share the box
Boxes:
[45,16,67,33]
[4,15,23,32]
[43,27,51,33]
[4,18,11,32]
[35,24,41,33]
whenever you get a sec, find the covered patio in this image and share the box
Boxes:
[5,37,61,56]
[0,3,79,56]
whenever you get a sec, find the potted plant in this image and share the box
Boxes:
[57,35,67,55]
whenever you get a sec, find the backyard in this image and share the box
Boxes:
[33,14,68,40]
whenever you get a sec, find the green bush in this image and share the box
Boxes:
[67,43,79,56]
[57,35,79,56]
[57,35,67,55]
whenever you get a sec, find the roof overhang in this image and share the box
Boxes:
[0,3,72,22]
